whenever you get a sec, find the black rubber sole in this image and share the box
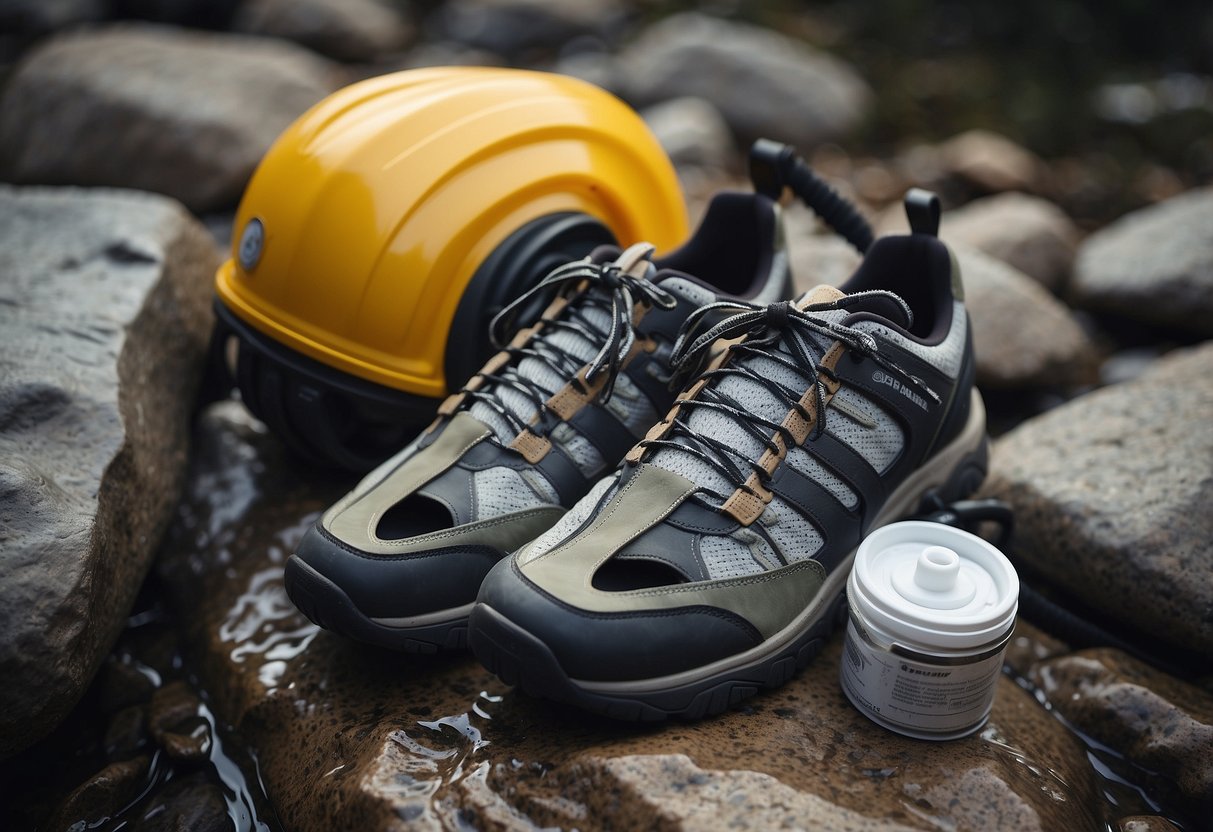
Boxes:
[469,592,850,722]
[284,556,468,654]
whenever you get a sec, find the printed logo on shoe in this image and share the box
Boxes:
[872,370,929,411]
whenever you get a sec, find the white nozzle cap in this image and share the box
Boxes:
[915,546,960,592]
[889,543,976,610]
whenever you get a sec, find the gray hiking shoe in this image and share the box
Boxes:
[285,190,805,652]
[468,190,990,718]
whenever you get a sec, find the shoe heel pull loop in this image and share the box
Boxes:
[748,138,796,199]
[905,188,942,237]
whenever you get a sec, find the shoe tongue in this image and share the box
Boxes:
[796,284,846,308]
[614,241,657,280]
[797,283,913,330]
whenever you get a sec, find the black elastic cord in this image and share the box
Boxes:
[913,497,1201,680]
[748,138,874,254]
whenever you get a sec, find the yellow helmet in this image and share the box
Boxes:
[212,66,687,470]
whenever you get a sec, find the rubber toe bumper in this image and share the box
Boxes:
[285,524,503,653]
[469,556,849,720]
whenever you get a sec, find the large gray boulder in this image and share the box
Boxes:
[233,0,414,62]
[983,342,1213,658]
[0,186,218,757]
[956,243,1098,389]
[0,24,337,213]
[1071,187,1213,336]
[617,13,872,147]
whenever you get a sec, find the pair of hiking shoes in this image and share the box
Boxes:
[285,143,989,721]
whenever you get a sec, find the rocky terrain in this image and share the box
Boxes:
[1,1,1211,830]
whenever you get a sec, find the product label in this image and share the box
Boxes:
[840,622,1003,737]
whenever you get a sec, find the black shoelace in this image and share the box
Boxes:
[460,254,676,439]
[639,296,939,504]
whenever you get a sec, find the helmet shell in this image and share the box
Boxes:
[214,66,688,399]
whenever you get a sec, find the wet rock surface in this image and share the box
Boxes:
[0,186,217,757]
[148,402,1114,831]
[0,24,337,212]
[234,0,414,62]
[983,342,1213,659]
[1031,648,1213,810]
[1071,187,1213,335]
[617,13,872,146]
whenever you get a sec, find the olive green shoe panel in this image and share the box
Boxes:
[518,464,827,639]
[322,411,494,551]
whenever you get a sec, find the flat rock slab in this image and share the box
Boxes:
[1071,187,1213,336]
[983,342,1213,658]
[617,13,872,147]
[0,186,218,756]
[155,402,1103,831]
[0,24,337,213]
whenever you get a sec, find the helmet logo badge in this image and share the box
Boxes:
[238,218,265,271]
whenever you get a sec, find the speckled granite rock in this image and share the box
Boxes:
[1071,187,1213,335]
[1031,649,1213,808]
[785,228,1096,389]
[0,187,217,757]
[154,402,1102,830]
[983,342,1213,658]
[234,0,414,62]
[617,13,872,146]
[0,24,336,212]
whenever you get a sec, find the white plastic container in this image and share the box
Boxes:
[839,521,1019,740]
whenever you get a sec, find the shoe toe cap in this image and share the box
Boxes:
[293,523,504,619]
[474,556,763,683]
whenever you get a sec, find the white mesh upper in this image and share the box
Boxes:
[519,474,617,563]
[550,422,605,476]
[658,276,717,308]
[785,446,857,509]
[648,334,831,497]
[854,300,967,380]
[698,531,769,579]
[468,302,613,444]
[521,469,559,504]
[471,467,548,521]
[758,496,823,562]
[825,388,904,473]
[602,372,660,436]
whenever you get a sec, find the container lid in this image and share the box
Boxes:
[848,521,1019,650]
